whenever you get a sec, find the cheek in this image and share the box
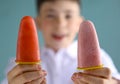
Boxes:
[41,20,53,35]
[42,19,55,27]
[40,21,52,32]
[67,21,80,32]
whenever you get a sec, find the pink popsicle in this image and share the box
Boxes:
[77,20,103,70]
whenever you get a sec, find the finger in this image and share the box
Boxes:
[29,77,45,84]
[77,79,88,84]
[41,78,46,84]
[25,78,46,84]
[71,72,77,81]
[11,70,46,84]
[71,73,79,84]
[23,70,47,84]
[84,67,111,79]
[7,64,41,81]
[79,81,88,84]
[73,79,88,84]
[42,70,47,75]
[73,79,79,84]
[72,73,88,84]
[79,73,107,84]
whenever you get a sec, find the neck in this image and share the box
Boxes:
[45,44,59,53]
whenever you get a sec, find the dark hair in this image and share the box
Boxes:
[36,0,81,14]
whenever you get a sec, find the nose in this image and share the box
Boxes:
[55,16,67,29]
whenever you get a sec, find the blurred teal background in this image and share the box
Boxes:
[0,0,120,82]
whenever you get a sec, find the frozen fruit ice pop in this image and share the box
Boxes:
[16,16,40,64]
[77,20,103,70]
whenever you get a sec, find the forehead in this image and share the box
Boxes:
[39,1,80,14]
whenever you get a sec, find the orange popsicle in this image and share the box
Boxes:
[77,20,103,70]
[16,16,40,64]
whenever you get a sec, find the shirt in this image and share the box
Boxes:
[1,40,120,84]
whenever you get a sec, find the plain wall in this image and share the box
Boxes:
[0,0,120,82]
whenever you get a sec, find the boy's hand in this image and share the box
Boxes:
[72,67,118,84]
[7,64,47,84]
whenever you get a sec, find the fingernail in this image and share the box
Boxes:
[76,74,82,79]
[44,72,47,75]
[71,76,75,81]
[42,70,46,72]
[42,70,47,75]
[37,65,41,69]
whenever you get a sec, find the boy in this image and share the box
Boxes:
[2,0,120,84]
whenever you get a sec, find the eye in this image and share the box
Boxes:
[65,14,72,19]
[46,14,55,19]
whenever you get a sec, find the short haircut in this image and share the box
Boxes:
[36,0,81,14]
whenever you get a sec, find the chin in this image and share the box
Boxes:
[52,43,69,50]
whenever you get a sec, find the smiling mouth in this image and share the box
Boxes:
[52,34,67,40]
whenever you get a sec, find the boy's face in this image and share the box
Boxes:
[36,1,83,51]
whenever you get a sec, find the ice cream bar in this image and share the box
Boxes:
[16,16,40,64]
[77,20,103,70]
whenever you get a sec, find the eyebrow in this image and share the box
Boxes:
[44,8,74,14]
[44,9,56,13]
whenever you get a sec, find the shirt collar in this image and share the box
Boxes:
[41,40,78,59]
[65,40,77,59]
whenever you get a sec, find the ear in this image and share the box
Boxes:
[35,16,42,30]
